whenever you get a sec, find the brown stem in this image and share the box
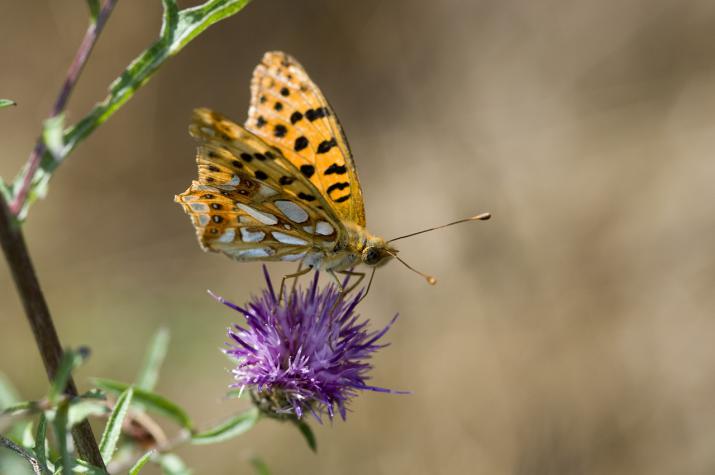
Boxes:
[9,0,119,216]
[0,195,106,469]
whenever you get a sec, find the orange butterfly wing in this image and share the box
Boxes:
[246,51,366,227]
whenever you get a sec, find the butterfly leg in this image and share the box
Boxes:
[279,263,311,304]
[336,269,366,295]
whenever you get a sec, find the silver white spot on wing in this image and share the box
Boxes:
[190,202,208,212]
[271,232,308,246]
[302,225,314,234]
[316,221,334,235]
[280,253,306,262]
[198,214,210,226]
[237,203,278,225]
[237,248,273,258]
[227,174,241,186]
[217,228,236,243]
[257,184,278,199]
[274,200,308,223]
[240,228,266,243]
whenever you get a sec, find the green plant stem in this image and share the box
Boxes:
[9,0,119,216]
[0,195,105,469]
[0,434,42,475]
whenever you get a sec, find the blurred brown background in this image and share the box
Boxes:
[3,0,715,473]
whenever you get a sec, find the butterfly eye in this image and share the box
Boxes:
[363,247,382,266]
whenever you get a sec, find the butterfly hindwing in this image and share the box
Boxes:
[175,109,343,261]
[246,51,367,227]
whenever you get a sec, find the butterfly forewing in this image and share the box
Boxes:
[247,51,366,227]
[175,108,343,262]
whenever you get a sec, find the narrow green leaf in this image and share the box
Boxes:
[42,114,66,161]
[52,401,73,475]
[0,372,20,409]
[98,387,133,464]
[68,400,108,428]
[70,459,106,474]
[35,414,50,475]
[250,457,271,475]
[11,0,251,220]
[158,453,190,475]
[1,400,39,416]
[85,0,100,21]
[191,407,259,445]
[93,379,192,429]
[20,421,34,449]
[128,450,154,475]
[48,349,88,404]
[136,327,170,391]
[0,99,16,109]
[293,419,317,452]
[160,0,179,41]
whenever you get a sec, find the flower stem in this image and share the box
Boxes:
[0,434,42,475]
[0,195,105,469]
[9,0,119,216]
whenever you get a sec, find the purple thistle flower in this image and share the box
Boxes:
[214,266,400,422]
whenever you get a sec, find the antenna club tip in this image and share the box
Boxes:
[472,212,491,221]
[427,276,437,285]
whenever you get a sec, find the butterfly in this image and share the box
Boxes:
[175,51,490,292]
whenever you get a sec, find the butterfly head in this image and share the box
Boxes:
[361,237,397,268]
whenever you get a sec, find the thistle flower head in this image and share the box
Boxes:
[215,267,399,421]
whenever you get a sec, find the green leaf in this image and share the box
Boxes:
[98,387,133,464]
[93,379,192,429]
[158,453,190,475]
[129,450,154,475]
[20,421,34,449]
[52,400,73,475]
[42,114,66,161]
[250,457,271,475]
[0,99,16,109]
[11,0,251,220]
[48,349,88,405]
[68,400,108,428]
[292,419,317,452]
[136,327,170,391]
[1,401,39,416]
[85,0,100,21]
[191,407,259,445]
[69,459,107,474]
[0,373,20,409]
[35,414,50,475]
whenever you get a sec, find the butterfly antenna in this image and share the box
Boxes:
[387,212,491,243]
[385,250,437,285]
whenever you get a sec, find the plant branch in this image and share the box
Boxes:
[0,434,43,475]
[9,0,118,216]
[0,195,106,469]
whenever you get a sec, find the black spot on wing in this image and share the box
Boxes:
[256,116,266,128]
[324,163,347,175]
[274,124,287,138]
[280,87,290,97]
[326,182,349,195]
[274,101,283,111]
[240,153,253,163]
[334,194,351,203]
[294,136,309,152]
[300,165,315,178]
[297,192,316,202]
[279,176,295,185]
[305,107,329,121]
[317,138,337,154]
[254,170,268,180]
[290,111,303,124]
